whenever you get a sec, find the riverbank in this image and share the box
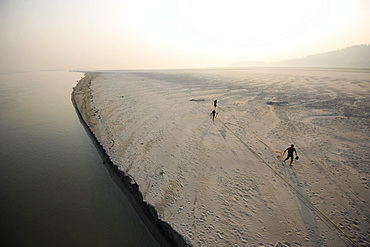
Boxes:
[72,69,370,246]
[72,73,189,247]
[0,71,165,246]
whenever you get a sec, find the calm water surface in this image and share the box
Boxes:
[0,71,161,246]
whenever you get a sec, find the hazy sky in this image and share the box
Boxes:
[1,0,369,72]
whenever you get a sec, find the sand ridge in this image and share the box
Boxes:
[73,68,370,246]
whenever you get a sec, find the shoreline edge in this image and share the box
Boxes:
[71,73,191,247]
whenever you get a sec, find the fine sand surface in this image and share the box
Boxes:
[73,68,370,246]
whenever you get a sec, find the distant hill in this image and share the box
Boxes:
[230,44,370,68]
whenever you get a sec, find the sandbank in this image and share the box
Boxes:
[72,68,370,246]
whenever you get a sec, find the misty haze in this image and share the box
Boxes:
[1,0,369,246]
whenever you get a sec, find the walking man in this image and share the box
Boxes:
[283,144,298,166]
[211,109,218,121]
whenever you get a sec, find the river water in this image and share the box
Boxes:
[0,71,161,246]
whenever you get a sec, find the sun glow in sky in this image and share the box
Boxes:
[0,0,369,71]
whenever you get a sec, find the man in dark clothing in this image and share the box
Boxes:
[211,109,218,121]
[283,144,298,166]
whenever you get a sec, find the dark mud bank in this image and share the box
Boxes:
[71,73,191,247]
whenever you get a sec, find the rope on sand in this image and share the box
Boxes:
[222,121,359,247]
[224,122,284,157]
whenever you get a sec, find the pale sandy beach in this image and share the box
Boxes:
[73,68,370,246]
